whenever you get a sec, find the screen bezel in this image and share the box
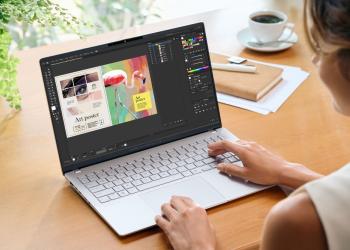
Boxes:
[40,22,222,174]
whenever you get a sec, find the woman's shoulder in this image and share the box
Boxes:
[302,162,350,250]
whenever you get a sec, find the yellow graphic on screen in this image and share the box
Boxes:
[132,91,152,112]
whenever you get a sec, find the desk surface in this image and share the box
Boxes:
[1,2,350,250]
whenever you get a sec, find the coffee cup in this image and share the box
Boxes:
[249,10,294,43]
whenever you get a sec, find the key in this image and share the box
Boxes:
[176,160,186,166]
[78,177,89,184]
[159,166,169,172]
[113,185,124,192]
[132,180,142,186]
[125,165,135,171]
[90,185,105,193]
[191,169,202,175]
[88,175,98,182]
[122,177,133,183]
[168,169,178,175]
[186,163,196,170]
[113,179,123,186]
[116,167,127,174]
[168,163,177,169]
[203,158,215,164]
[183,171,192,177]
[94,188,114,198]
[143,159,152,165]
[194,161,204,167]
[105,169,115,176]
[106,175,116,181]
[109,193,119,200]
[134,162,144,168]
[223,152,232,158]
[161,160,171,165]
[132,174,142,180]
[98,196,110,203]
[97,173,108,179]
[123,183,133,189]
[185,158,194,164]
[134,168,143,174]
[125,170,135,176]
[178,154,187,160]
[150,168,160,174]
[150,174,160,180]
[194,155,203,161]
[137,174,183,191]
[118,190,128,197]
[127,187,138,194]
[97,178,107,185]
[160,154,170,160]
[143,165,153,171]
[200,165,211,172]
[141,171,151,177]
[195,149,205,155]
[116,173,126,179]
[177,166,187,172]
[186,152,196,158]
[104,182,115,188]
[169,157,179,163]
[85,181,98,188]
[141,177,151,183]
[159,172,170,178]
[152,162,162,168]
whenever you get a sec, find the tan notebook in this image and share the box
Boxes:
[211,53,283,101]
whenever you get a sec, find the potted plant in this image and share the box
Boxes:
[0,0,85,110]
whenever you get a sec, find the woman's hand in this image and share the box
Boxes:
[155,196,216,250]
[208,140,323,189]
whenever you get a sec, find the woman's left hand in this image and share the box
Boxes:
[155,196,216,250]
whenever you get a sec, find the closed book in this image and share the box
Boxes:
[211,53,283,101]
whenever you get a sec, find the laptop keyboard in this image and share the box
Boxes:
[77,134,240,203]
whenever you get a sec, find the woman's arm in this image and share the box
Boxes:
[208,140,323,189]
[261,192,327,250]
[156,140,325,250]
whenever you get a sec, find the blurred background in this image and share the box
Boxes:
[7,0,303,50]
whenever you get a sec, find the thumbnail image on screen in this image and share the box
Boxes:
[102,55,157,126]
[54,55,158,138]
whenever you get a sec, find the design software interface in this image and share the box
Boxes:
[40,24,221,172]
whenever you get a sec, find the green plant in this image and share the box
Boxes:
[0,0,87,109]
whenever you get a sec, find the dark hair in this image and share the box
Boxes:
[305,0,350,80]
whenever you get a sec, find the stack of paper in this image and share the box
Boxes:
[215,58,309,115]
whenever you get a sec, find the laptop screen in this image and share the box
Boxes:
[40,23,221,173]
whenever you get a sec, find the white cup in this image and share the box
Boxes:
[249,10,294,43]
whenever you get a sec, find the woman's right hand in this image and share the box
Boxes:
[208,140,323,189]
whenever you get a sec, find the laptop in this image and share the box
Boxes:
[40,22,267,236]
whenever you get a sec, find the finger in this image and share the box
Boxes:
[207,148,226,156]
[155,215,170,234]
[208,140,246,157]
[176,196,196,207]
[161,203,177,221]
[217,163,247,179]
[170,196,190,213]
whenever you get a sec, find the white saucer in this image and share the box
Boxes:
[237,27,298,52]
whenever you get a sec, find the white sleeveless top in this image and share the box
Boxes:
[291,163,350,250]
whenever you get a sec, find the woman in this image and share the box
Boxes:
[155,0,350,249]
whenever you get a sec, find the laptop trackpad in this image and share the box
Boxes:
[139,176,225,215]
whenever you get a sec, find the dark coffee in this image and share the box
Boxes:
[252,15,283,24]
